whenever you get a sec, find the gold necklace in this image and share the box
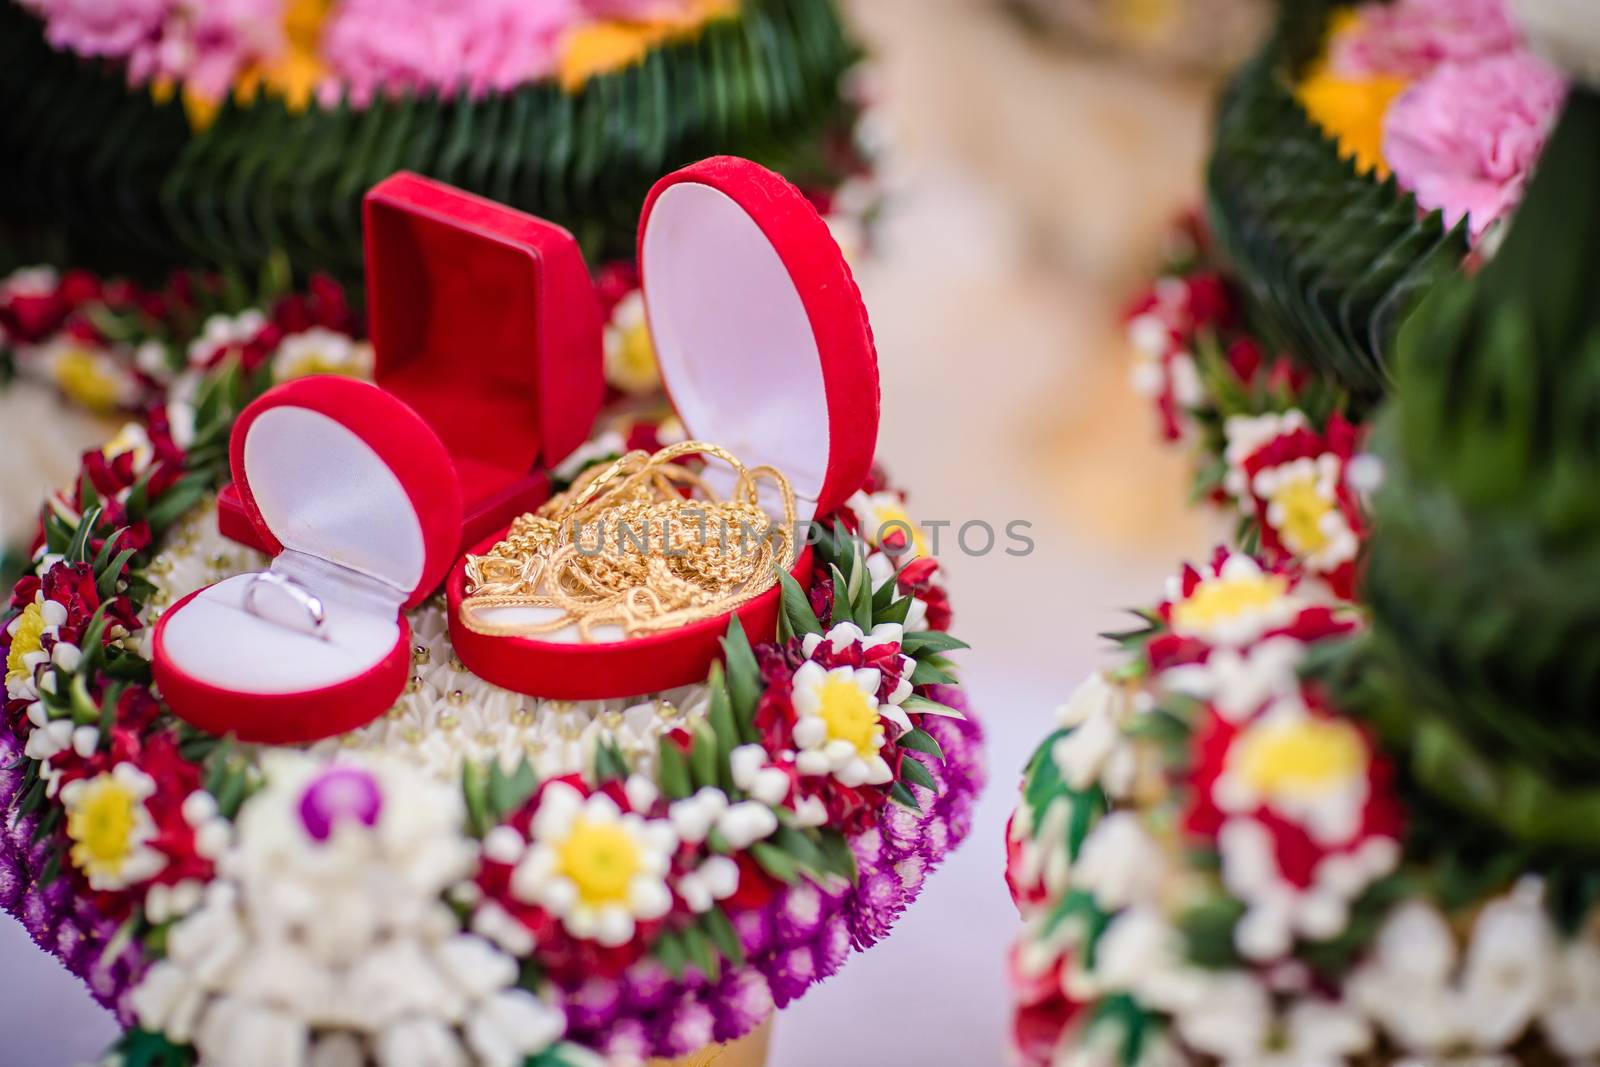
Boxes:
[459,442,797,641]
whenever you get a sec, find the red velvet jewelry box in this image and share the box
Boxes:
[446,156,882,700]
[216,172,604,555]
[154,375,465,744]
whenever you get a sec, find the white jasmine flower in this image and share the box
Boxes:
[1162,636,1308,723]
[1072,812,1164,911]
[1051,671,1138,798]
[1221,819,1398,961]
[271,328,373,382]
[1347,881,1554,1056]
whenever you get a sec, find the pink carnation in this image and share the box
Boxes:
[19,0,170,60]
[1329,0,1522,79]
[319,0,589,105]
[21,0,284,99]
[1384,50,1566,241]
[581,0,701,18]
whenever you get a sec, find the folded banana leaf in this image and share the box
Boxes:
[0,0,859,282]
[1205,0,1469,401]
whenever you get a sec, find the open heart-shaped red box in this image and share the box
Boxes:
[446,156,882,699]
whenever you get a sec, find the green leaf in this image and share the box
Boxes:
[871,567,903,611]
[688,721,720,791]
[653,928,688,979]
[680,923,720,982]
[909,659,956,687]
[901,631,970,656]
[700,906,746,968]
[65,505,103,563]
[874,594,911,627]
[750,840,801,884]
[896,727,944,760]
[827,563,862,630]
[719,617,762,743]
[889,781,921,812]
[1176,893,1247,969]
[97,547,138,599]
[777,568,823,637]
[487,758,539,821]
[814,828,859,885]
[902,694,965,719]
[592,741,629,785]
[657,738,693,800]
[705,663,739,790]
[462,761,491,838]
[899,754,939,794]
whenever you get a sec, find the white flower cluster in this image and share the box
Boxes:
[131,755,565,1067]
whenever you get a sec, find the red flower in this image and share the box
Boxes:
[1009,948,1082,1067]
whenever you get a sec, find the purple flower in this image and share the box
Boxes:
[774,884,826,946]
[1385,51,1567,240]
[660,996,715,1058]
[298,767,383,842]
[711,970,774,1043]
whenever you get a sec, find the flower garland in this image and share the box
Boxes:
[1014,13,1600,1063]
[1123,218,1375,599]
[0,270,984,1065]
[1006,545,1600,1066]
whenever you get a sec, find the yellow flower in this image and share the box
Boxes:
[5,603,46,686]
[1296,12,1409,178]
[559,0,738,92]
[790,661,897,787]
[848,491,929,559]
[1271,475,1336,555]
[1297,68,1408,178]
[52,345,129,414]
[1172,571,1290,633]
[1231,717,1369,802]
[603,293,662,396]
[558,819,646,907]
[62,765,166,891]
[816,674,882,759]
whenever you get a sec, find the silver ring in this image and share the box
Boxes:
[245,572,328,639]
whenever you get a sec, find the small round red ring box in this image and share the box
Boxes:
[448,158,881,701]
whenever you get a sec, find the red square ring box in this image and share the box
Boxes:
[153,376,465,744]
[217,172,604,555]
[445,156,882,700]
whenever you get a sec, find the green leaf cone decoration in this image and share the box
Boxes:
[1353,88,1600,847]
[0,0,859,282]
[1205,0,1470,401]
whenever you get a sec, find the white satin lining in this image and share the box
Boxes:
[242,405,427,594]
[641,182,829,522]
[159,555,404,694]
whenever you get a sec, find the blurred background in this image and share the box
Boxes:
[0,0,1262,1062]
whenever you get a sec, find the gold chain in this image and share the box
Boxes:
[459,442,797,641]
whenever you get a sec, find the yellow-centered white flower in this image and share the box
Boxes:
[789,660,908,788]
[510,781,676,947]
